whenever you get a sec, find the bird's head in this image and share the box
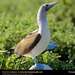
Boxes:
[38,1,59,14]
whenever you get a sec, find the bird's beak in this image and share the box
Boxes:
[48,1,59,11]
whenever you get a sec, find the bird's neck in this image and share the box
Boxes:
[37,12,50,35]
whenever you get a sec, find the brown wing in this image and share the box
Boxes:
[11,29,39,49]
[14,33,41,56]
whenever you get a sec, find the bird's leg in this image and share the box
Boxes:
[34,58,44,70]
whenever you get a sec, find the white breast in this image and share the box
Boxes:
[31,27,50,56]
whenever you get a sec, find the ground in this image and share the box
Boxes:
[0,0,75,70]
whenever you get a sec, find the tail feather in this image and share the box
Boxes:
[0,50,8,53]
[0,49,14,54]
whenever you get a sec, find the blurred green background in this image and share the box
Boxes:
[0,0,75,70]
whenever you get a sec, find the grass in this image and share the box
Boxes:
[0,0,75,70]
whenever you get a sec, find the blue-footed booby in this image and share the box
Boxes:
[0,1,59,70]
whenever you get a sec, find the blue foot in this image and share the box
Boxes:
[35,63,44,70]
[34,59,44,70]
[45,42,57,50]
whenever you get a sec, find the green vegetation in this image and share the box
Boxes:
[0,0,75,70]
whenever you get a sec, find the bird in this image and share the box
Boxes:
[0,1,59,70]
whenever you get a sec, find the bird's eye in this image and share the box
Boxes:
[44,4,49,11]
[46,5,48,7]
